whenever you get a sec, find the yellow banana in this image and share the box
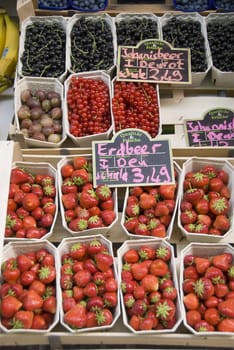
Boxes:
[0,12,19,86]
[0,14,6,58]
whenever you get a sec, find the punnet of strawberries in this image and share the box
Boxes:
[118,240,181,332]
[122,165,179,239]
[0,242,58,331]
[5,164,57,239]
[182,246,234,333]
[58,155,117,234]
[179,163,232,236]
[58,235,119,331]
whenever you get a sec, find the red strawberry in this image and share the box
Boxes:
[64,302,87,329]
[213,214,230,232]
[180,210,197,225]
[193,277,215,300]
[95,252,113,272]
[194,257,211,275]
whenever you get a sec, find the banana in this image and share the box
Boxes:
[0,14,6,58]
[0,12,19,90]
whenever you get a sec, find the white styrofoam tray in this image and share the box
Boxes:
[117,238,182,334]
[177,157,234,243]
[179,242,234,336]
[206,13,234,88]
[120,161,181,241]
[17,16,67,81]
[0,239,60,333]
[160,12,212,87]
[57,155,118,236]
[14,77,67,148]
[64,70,114,147]
[66,13,117,75]
[57,234,120,332]
[5,161,58,242]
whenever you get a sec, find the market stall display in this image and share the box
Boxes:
[0,0,234,347]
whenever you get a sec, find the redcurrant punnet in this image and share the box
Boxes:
[67,76,112,137]
[112,81,160,138]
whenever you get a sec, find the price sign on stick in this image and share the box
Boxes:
[184,108,234,147]
[117,39,191,84]
[92,129,175,188]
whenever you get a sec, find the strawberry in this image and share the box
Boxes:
[213,214,230,232]
[194,257,211,275]
[184,188,203,205]
[13,310,34,329]
[154,202,169,217]
[62,192,78,210]
[158,184,176,200]
[95,184,112,201]
[68,217,88,232]
[129,186,143,197]
[195,198,209,215]
[201,165,217,179]
[183,223,196,233]
[64,302,87,329]
[139,193,156,210]
[193,277,215,300]
[204,266,225,284]
[197,214,212,227]
[134,223,150,236]
[125,202,140,217]
[180,210,197,225]
[227,265,234,281]
[95,252,113,272]
[87,215,103,229]
[69,242,87,260]
[190,172,209,189]
[209,177,224,192]
[211,253,232,271]
[155,298,176,321]
[10,168,31,185]
[218,298,234,318]
[131,262,148,281]
[194,320,214,332]
[209,197,229,216]
[124,217,139,233]
[141,274,159,292]
[193,223,209,234]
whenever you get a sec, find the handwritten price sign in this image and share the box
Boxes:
[117,39,191,84]
[92,129,175,188]
[184,108,234,147]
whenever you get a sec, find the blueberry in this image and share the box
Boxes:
[38,0,68,8]
[71,0,106,10]
[214,0,234,10]
[174,0,210,11]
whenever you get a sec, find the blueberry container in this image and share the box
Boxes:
[37,0,70,10]
[173,0,212,12]
[212,0,234,11]
[69,0,108,11]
